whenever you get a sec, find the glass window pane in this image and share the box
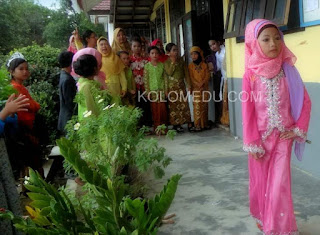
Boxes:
[275,0,286,19]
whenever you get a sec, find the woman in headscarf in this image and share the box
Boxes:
[242,19,311,234]
[67,35,78,54]
[72,47,107,90]
[98,36,127,98]
[111,28,131,54]
[188,46,210,131]
[150,39,168,62]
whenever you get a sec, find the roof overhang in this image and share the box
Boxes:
[80,0,154,28]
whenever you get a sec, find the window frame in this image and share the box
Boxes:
[155,4,166,44]
[299,0,320,27]
[224,0,295,39]
[224,0,244,38]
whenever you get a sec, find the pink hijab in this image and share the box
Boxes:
[71,48,107,90]
[245,19,296,78]
[67,35,78,54]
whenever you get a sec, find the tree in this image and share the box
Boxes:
[0,0,51,54]
[43,10,106,50]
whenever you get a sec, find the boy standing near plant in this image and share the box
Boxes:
[58,51,76,135]
[118,51,136,106]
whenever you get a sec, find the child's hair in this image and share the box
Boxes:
[257,24,279,38]
[117,51,129,57]
[82,30,95,47]
[148,46,160,54]
[73,54,98,77]
[8,58,27,72]
[131,36,142,45]
[58,51,74,68]
[165,43,176,53]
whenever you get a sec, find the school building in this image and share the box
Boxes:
[76,0,320,177]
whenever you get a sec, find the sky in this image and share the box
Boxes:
[36,0,61,10]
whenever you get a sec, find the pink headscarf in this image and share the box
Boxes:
[67,35,78,54]
[71,48,107,90]
[245,19,296,78]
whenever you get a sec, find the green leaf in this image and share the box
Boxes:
[27,192,50,201]
[29,200,51,209]
[24,184,47,194]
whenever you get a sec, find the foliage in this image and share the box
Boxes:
[66,85,172,179]
[0,66,15,105]
[0,0,106,55]
[29,81,59,144]
[0,0,52,54]
[0,148,181,234]
[43,10,105,50]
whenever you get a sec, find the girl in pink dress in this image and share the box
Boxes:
[242,19,312,234]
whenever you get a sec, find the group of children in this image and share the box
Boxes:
[0,19,313,234]
[62,27,227,134]
[0,29,226,182]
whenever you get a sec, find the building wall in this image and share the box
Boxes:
[223,0,320,178]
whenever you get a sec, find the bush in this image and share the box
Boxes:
[0,66,15,105]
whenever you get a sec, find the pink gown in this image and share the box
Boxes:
[242,69,311,235]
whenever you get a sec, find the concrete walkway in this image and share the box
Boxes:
[146,128,320,235]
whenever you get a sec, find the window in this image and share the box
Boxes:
[224,0,295,39]
[300,0,320,27]
[155,4,166,44]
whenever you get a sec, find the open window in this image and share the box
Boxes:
[224,0,296,39]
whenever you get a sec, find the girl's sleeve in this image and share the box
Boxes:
[293,87,312,142]
[75,38,84,50]
[242,72,265,155]
[82,84,99,117]
[14,84,40,112]
[163,68,168,93]
[0,120,4,135]
[143,65,150,93]
[119,70,127,92]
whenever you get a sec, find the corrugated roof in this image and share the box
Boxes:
[92,0,110,11]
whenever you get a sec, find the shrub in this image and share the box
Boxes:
[0,66,15,105]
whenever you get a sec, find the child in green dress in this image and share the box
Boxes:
[118,51,136,106]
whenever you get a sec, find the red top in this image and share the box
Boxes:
[11,80,40,129]
[130,55,149,91]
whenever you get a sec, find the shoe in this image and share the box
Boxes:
[177,126,184,133]
[188,126,196,132]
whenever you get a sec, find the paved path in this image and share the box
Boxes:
[146,128,320,235]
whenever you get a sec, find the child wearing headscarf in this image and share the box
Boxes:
[242,19,311,234]
[188,46,210,131]
[97,37,127,99]
[72,47,107,90]
[68,35,78,54]
[111,28,131,54]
